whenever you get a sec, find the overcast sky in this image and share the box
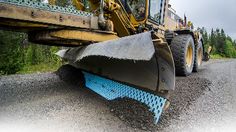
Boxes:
[169,0,236,40]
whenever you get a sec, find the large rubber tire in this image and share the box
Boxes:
[170,35,195,76]
[193,41,203,72]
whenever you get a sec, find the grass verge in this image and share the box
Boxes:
[210,54,225,59]
[17,63,61,74]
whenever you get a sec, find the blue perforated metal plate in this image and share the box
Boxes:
[82,72,166,124]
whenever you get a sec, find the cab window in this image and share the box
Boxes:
[149,0,167,24]
[127,0,146,20]
[149,0,162,23]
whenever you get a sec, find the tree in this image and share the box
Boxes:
[233,40,236,49]
[199,27,210,51]
[198,28,236,58]
[0,31,25,74]
[210,28,217,54]
[219,29,226,54]
[224,40,235,58]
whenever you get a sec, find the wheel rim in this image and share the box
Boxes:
[197,46,203,66]
[186,43,193,68]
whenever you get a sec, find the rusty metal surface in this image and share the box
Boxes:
[50,30,118,42]
[0,3,98,30]
[28,29,118,46]
[0,0,92,16]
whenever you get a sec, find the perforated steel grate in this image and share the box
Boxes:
[82,72,166,124]
[0,0,92,17]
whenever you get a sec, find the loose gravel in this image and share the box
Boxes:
[164,59,236,132]
[109,98,156,131]
[1,59,233,132]
[157,77,212,131]
[107,76,211,132]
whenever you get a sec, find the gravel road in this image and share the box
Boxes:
[0,59,235,132]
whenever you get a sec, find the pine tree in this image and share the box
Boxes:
[218,29,226,54]
[210,28,216,54]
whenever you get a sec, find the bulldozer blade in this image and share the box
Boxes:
[56,32,175,92]
[56,32,175,123]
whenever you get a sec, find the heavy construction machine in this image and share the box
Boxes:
[0,0,207,124]
[165,5,206,75]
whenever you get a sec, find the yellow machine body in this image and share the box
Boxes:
[0,0,176,97]
[0,0,209,124]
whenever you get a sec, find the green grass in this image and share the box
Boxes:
[210,54,225,59]
[17,63,61,74]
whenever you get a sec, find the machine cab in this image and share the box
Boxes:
[124,0,167,25]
